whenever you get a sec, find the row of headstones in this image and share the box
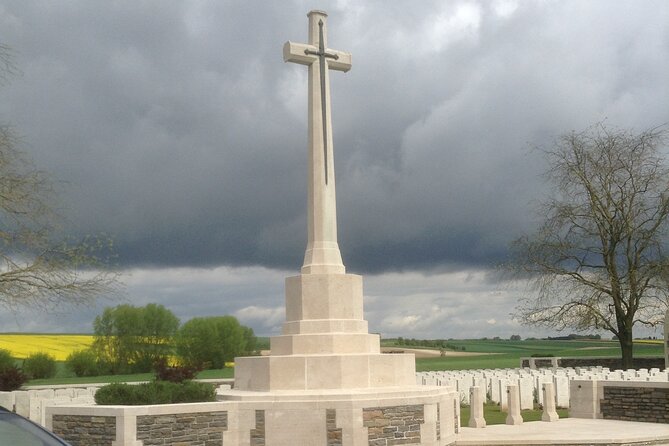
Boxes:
[467,382,559,428]
[0,387,97,426]
[417,366,669,409]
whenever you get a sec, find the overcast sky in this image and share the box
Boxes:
[1,1,667,339]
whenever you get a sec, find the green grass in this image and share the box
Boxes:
[459,403,568,425]
[24,338,663,385]
[414,339,663,372]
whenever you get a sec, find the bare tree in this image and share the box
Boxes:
[1,44,120,311]
[507,123,669,369]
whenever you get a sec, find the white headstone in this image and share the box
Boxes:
[541,382,559,422]
[505,385,523,425]
[518,376,534,410]
[468,386,486,428]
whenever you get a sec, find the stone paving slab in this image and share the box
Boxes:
[455,419,669,445]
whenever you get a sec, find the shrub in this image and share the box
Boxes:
[0,366,28,391]
[154,358,200,383]
[94,381,216,405]
[22,352,57,379]
[66,349,100,377]
[0,348,16,371]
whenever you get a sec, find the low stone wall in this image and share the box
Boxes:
[569,380,669,424]
[136,411,228,445]
[47,404,230,446]
[600,386,669,424]
[520,356,665,370]
[52,414,116,445]
[45,386,458,445]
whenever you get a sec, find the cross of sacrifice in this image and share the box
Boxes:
[283,11,352,275]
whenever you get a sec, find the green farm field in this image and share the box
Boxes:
[2,334,663,385]
[399,338,664,371]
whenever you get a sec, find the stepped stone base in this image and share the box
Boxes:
[234,352,415,391]
[235,272,417,392]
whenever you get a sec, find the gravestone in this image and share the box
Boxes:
[541,382,559,422]
[505,385,523,425]
[468,386,486,428]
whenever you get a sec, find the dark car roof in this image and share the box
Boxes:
[0,405,72,445]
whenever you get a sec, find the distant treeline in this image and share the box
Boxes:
[387,333,604,347]
[391,338,466,351]
[545,334,602,341]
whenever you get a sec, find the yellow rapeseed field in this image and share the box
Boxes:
[0,334,94,361]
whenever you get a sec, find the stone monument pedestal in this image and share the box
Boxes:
[219,386,459,446]
[234,273,417,392]
[224,273,459,445]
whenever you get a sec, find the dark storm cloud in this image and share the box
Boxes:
[1,1,668,273]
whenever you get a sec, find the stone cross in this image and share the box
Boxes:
[283,10,351,275]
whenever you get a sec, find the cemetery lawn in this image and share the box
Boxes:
[459,403,568,426]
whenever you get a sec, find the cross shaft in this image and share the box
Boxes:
[282,10,351,275]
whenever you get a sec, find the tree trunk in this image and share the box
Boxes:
[618,329,634,370]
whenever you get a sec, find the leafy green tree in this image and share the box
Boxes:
[176,316,254,369]
[241,325,257,354]
[92,303,179,373]
[507,124,669,369]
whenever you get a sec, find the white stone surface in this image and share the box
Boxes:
[568,380,600,419]
[14,390,31,418]
[541,382,559,422]
[0,391,14,411]
[518,376,534,410]
[505,384,523,425]
[468,386,486,428]
[553,375,570,408]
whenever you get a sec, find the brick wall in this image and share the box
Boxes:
[600,386,669,424]
[326,408,342,446]
[560,357,665,370]
[363,404,424,445]
[52,415,116,446]
[136,411,228,445]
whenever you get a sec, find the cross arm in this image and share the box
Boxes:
[283,41,352,72]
